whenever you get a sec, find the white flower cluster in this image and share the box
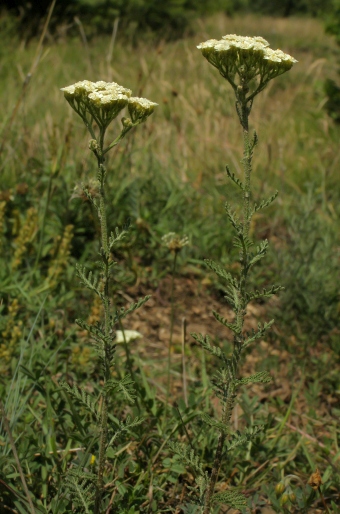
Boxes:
[128,97,159,124]
[197,34,297,91]
[61,80,157,130]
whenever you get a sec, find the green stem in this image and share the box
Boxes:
[94,149,111,514]
[203,101,251,514]
[103,125,133,155]
[242,126,251,239]
[166,251,178,412]
[318,486,330,514]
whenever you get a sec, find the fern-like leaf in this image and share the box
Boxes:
[168,441,206,478]
[63,469,96,514]
[248,239,269,268]
[225,347,242,380]
[105,374,136,403]
[225,202,242,233]
[253,190,278,214]
[226,425,264,452]
[223,284,240,310]
[191,332,226,361]
[245,285,284,303]
[75,319,115,362]
[201,413,229,434]
[114,296,150,323]
[109,225,128,251]
[236,371,271,386]
[76,265,103,299]
[212,311,239,334]
[243,320,274,348]
[204,259,237,287]
[107,415,144,447]
[233,233,254,250]
[59,382,99,420]
[226,165,244,190]
[212,490,247,508]
[250,130,258,150]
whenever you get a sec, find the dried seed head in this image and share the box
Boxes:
[162,232,189,253]
[71,179,100,201]
[308,468,322,490]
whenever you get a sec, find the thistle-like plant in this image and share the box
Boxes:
[170,35,297,513]
[60,80,157,513]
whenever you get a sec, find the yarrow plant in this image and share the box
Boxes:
[169,36,297,513]
[59,80,157,513]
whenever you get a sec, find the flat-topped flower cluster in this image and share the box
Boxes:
[197,34,297,94]
[61,80,157,130]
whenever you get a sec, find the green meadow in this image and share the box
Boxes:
[0,10,339,513]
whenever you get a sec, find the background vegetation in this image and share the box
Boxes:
[1,0,338,39]
[0,4,339,513]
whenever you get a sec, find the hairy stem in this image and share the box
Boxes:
[94,151,111,514]
[203,101,251,514]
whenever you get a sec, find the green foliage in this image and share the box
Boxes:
[63,470,96,514]
[235,0,333,16]
[225,424,264,451]
[324,78,340,123]
[273,192,340,343]
[168,441,207,478]
[325,0,340,43]
[2,0,234,40]
[60,382,99,420]
[212,490,247,508]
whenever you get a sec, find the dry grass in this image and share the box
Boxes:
[2,13,339,197]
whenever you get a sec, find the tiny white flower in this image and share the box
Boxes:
[197,39,219,50]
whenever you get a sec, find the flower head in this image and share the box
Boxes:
[128,97,158,124]
[61,80,157,136]
[61,80,131,130]
[197,34,297,100]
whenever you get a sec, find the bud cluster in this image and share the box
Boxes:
[197,34,297,99]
